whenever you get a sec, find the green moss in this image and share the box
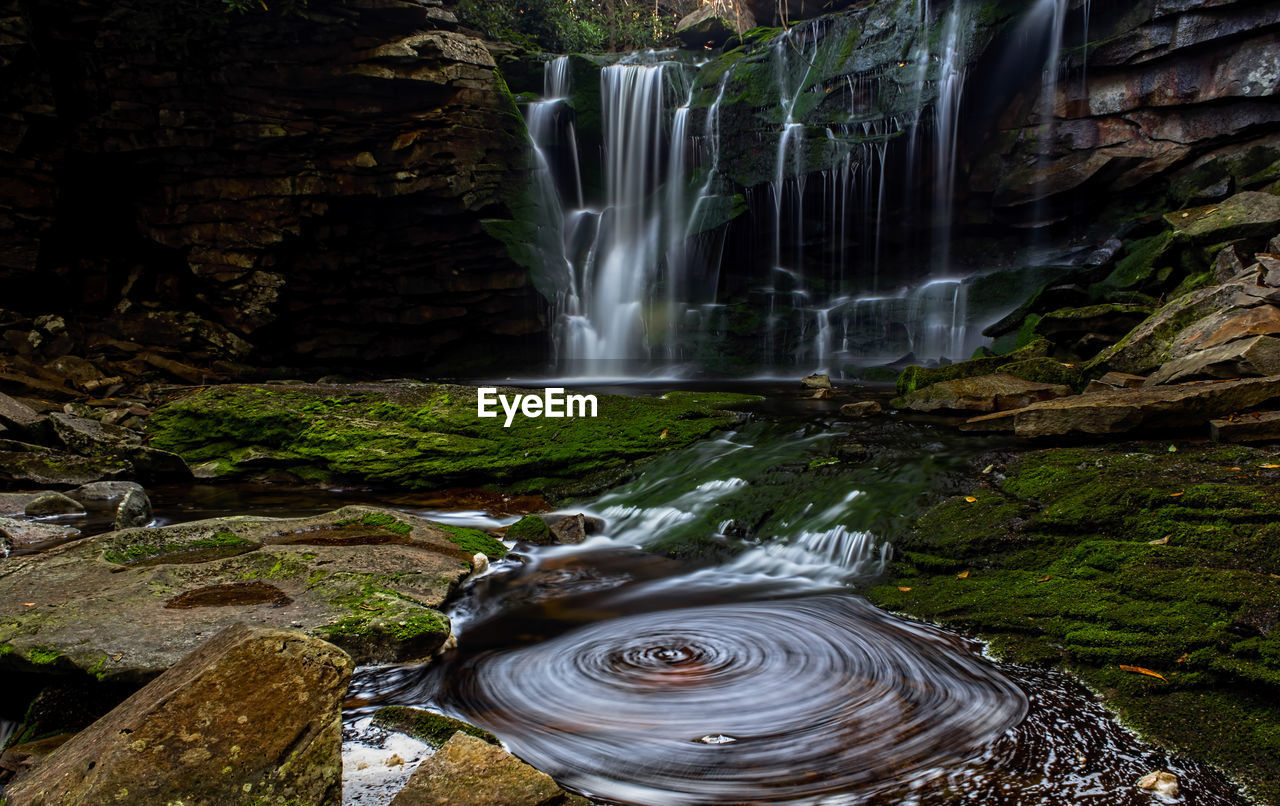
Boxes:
[997,357,1082,390]
[437,524,508,559]
[102,529,255,565]
[371,706,498,748]
[26,647,60,666]
[870,443,1280,804]
[895,338,1053,395]
[503,514,553,546]
[336,512,412,536]
[147,384,741,495]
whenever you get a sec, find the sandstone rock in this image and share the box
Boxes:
[0,506,487,677]
[1167,303,1280,358]
[809,387,836,399]
[1260,254,1280,287]
[895,373,1073,413]
[1214,243,1248,283]
[1098,372,1147,389]
[1210,410,1280,443]
[0,517,79,551]
[802,374,832,389]
[0,391,45,434]
[549,513,589,545]
[676,3,756,47]
[23,492,85,517]
[0,735,74,782]
[389,732,565,806]
[0,492,48,515]
[1165,192,1280,244]
[506,514,555,545]
[3,624,351,806]
[71,481,144,501]
[48,413,141,454]
[1137,770,1179,798]
[113,489,152,529]
[965,376,1280,438]
[0,444,131,487]
[1146,335,1280,385]
[840,401,883,418]
[371,707,498,749]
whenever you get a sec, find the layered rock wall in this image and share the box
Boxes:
[0,0,544,375]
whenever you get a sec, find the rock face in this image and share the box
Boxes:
[0,0,544,374]
[389,732,567,806]
[3,624,351,806]
[0,506,500,677]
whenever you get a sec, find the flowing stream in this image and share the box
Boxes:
[345,400,1247,805]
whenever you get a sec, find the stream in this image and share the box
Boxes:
[329,393,1249,806]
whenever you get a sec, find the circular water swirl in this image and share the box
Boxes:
[441,594,1029,805]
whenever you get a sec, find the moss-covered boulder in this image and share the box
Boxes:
[4,624,350,806]
[895,339,1053,395]
[1164,191,1280,245]
[389,732,569,806]
[147,382,752,496]
[0,506,489,678]
[868,443,1280,804]
[504,514,555,545]
[372,706,498,749]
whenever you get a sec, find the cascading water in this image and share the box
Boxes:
[523,1,1085,378]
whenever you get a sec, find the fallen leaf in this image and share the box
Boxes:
[1167,444,1178,453]
[22,603,36,607]
[1229,467,1242,472]
[1119,665,1167,681]
[659,429,670,440]
[1149,536,1169,545]
[1036,575,1053,583]
[964,496,978,503]
[1176,654,1189,664]
[956,570,970,579]
[1169,492,1183,498]
[897,586,912,592]
[981,464,994,474]
[111,653,123,661]
[1262,464,1280,469]
[358,604,383,612]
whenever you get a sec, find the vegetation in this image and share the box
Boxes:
[457,0,681,52]
[869,443,1280,804]
[372,706,499,748]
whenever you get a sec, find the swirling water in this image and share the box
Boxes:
[351,412,1248,806]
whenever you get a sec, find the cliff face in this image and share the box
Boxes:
[0,0,544,377]
[970,0,1280,222]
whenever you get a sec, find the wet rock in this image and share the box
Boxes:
[0,735,73,782]
[1214,244,1249,283]
[389,732,565,806]
[840,401,883,419]
[0,492,47,515]
[1165,192,1280,245]
[0,444,131,487]
[122,445,192,481]
[23,492,85,517]
[0,392,45,435]
[0,517,79,551]
[549,513,589,545]
[802,374,832,389]
[48,412,141,454]
[809,387,837,400]
[0,507,485,677]
[371,707,498,749]
[1210,410,1280,443]
[1097,371,1148,389]
[965,376,1280,438]
[71,480,144,501]
[506,514,555,545]
[3,624,351,806]
[113,488,152,529]
[896,339,1053,395]
[895,374,1073,414]
[1146,334,1280,385]
[1137,770,1180,798]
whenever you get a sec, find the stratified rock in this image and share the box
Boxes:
[965,376,1280,438]
[1215,244,1248,283]
[389,732,565,806]
[23,492,85,517]
[840,401,883,419]
[1165,193,1280,244]
[1146,335,1280,385]
[0,506,496,677]
[894,374,1072,413]
[48,413,141,454]
[1210,410,1280,443]
[3,625,351,806]
[113,489,152,529]
[0,392,44,435]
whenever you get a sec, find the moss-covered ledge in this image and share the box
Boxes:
[866,443,1280,804]
[146,382,760,495]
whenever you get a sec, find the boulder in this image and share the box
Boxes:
[1146,335,1280,385]
[0,516,80,551]
[49,413,141,454]
[548,513,589,545]
[3,625,351,806]
[1214,244,1248,283]
[1164,192,1280,245]
[801,374,832,389]
[0,506,500,677]
[506,514,555,545]
[71,481,145,501]
[371,707,498,749]
[1210,410,1280,443]
[114,489,153,530]
[389,732,565,806]
[964,376,1280,438]
[0,444,131,487]
[676,3,756,47]
[23,492,85,517]
[840,401,883,419]
[895,339,1052,395]
[894,373,1073,413]
[0,392,45,435]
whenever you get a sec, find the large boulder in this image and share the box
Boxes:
[3,624,351,806]
[389,732,567,806]
[1146,335,1280,386]
[0,506,503,678]
[676,3,756,47]
[1164,192,1280,245]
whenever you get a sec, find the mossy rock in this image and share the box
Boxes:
[372,706,498,748]
[869,443,1280,804]
[505,514,554,545]
[996,357,1082,390]
[147,382,744,496]
[894,338,1052,396]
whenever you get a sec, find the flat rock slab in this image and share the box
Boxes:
[1165,191,1280,243]
[1210,410,1280,443]
[3,624,351,806]
[895,373,1072,413]
[0,506,498,679]
[964,376,1280,438]
[389,732,566,806]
